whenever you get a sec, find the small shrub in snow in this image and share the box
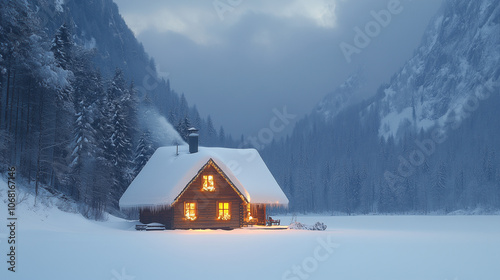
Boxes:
[289,221,327,231]
[313,222,327,231]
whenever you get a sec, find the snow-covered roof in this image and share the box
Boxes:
[119,145,289,209]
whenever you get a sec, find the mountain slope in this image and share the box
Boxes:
[378,0,500,140]
[262,0,500,214]
[315,70,364,122]
[34,0,231,146]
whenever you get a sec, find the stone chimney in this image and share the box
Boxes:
[188,127,199,153]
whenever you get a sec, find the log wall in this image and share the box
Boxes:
[172,163,245,229]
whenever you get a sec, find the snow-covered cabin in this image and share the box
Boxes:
[119,132,288,229]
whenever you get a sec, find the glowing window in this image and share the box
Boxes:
[184,202,197,221]
[202,175,215,192]
[247,204,252,221]
[218,202,231,220]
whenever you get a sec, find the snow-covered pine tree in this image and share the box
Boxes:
[433,163,447,211]
[167,110,177,127]
[179,93,189,119]
[174,119,182,139]
[205,115,217,146]
[50,23,76,193]
[121,81,139,183]
[133,130,154,176]
[175,116,191,142]
[104,69,137,208]
[51,23,73,70]
[219,126,226,146]
[189,106,201,130]
[96,74,119,210]
[70,64,102,203]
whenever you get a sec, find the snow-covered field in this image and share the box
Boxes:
[1,179,499,280]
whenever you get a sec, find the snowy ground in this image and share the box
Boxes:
[1,179,499,280]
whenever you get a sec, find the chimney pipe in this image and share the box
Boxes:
[188,127,199,153]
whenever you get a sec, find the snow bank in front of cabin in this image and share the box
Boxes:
[119,145,289,209]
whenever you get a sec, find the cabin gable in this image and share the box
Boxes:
[171,160,246,229]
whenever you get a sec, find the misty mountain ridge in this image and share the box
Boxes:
[317,0,500,141]
[315,70,364,122]
[376,0,500,140]
[262,0,500,214]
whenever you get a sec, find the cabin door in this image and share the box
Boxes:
[250,204,266,225]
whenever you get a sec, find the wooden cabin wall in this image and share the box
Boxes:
[173,164,245,229]
[140,207,174,229]
[250,204,267,225]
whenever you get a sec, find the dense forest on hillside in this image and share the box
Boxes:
[0,0,236,219]
[263,90,500,214]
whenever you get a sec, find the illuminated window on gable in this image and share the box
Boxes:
[185,202,197,221]
[202,175,215,192]
[217,202,231,220]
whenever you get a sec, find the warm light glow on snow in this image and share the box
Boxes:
[246,204,252,221]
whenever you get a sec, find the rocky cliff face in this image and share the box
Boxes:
[376,0,500,140]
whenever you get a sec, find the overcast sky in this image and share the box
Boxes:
[114,0,443,138]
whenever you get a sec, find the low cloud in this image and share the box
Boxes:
[116,0,338,45]
[115,0,443,136]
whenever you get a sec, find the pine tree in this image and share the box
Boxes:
[175,116,192,141]
[69,64,103,203]
[97,76,119,210]
[50,23,76,192]
[433,163,447,211]
[133,130,155,176]
[206,115,217,146]
[102,69,138,208]
[179,93,189,118]
[189,106,201,130]
[51,23,73,70]
[168,110,177,127]
[71,89,97,200]
[219,126,226,146]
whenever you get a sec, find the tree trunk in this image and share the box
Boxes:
[35,91,45,205]
[4,68,11,130]
[8,71,16,132]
